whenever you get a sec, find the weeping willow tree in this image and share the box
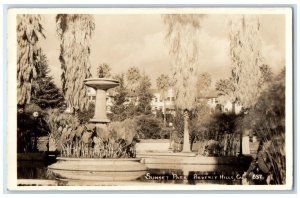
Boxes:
[228,15,264,156]
[229,15,264,109]
[163,14,204,152]
[17,14,45,105]
[56,14,95,112]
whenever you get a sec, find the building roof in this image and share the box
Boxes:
[151,88,218,98]
[197,89,218,99]
[149,88,158,95]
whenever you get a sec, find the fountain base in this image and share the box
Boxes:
[89,118,110,123]
[48,157,147,182]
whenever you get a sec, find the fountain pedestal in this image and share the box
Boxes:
[91,89,109,123]
[84,78,119,123]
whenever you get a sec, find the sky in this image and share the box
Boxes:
[39,14,286,89]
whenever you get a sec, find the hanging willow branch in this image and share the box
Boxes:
[56,14,95,111]
[228,15,264,109]
[163,14,204,111]
[17,14,45,105]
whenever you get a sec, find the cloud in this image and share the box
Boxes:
[39,14,286,89]
[110,31,171,85]
[198,30,231,82]
[261,42,285,73]
[109,27,233,87]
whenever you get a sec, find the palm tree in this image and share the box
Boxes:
[97,63,111,78]
[17,14,45,105]
[163,14,204,152]
[156,74,170,126]
[126,66,141,96]
[56,14,95,112]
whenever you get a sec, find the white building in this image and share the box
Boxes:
[87,87,242,115]
[197,90,242,114]
[150,88,175,115]
[222,101,242,114]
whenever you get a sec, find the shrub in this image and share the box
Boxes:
[160,127,172,139]
[24,103,43,115]
[172,104,240,153]
[197,134,239,157]
[45,108,80,151]
[109,102,136,122]
[75,102,95,124]
[17,104,50,152]
[201,140,221,156]
[46,114,138,158]
[107,119,138,144]
[242,69,285,184]
[136,115,162,139]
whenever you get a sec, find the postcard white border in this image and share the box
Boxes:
[6,7,294,191]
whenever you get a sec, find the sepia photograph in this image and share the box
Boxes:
[6,7,293,190]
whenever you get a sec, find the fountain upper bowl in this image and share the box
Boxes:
[84,78,119,90]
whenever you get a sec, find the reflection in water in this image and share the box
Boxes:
[18,160,250,185]
[17,160,56,180]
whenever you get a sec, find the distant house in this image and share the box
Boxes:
[222,101,242,114]
[197,90,219,114]
[150,88,176,115]
[197,90,242,114]
[87,87,96,101]
[123,90,139,106]
[87,86,242,115]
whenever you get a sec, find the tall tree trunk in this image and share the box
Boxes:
[190,136,195,151]
[163,98,166,126]
[182,109,191,152]
[239,129,243,157]
[232,100,236,114]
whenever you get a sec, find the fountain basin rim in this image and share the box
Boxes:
[48,157,147,181]
[84,78,119,89]
[56,157,142,161]
[84,78,119,84]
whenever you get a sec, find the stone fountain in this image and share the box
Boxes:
[48,78,147,183]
